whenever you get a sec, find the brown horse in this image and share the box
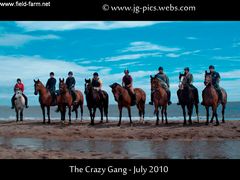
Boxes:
[71,90,84,121]
[202,72,227,125]
[109,83,146,126]
[178,73,199,125]
[34,79,57,124]
[150,76,168,125]
[85,79,109,125]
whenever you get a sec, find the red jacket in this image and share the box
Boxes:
[14,83,24,92]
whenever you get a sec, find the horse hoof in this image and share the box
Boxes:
[117,123,121,126]
[214,123,219,126]
[100,121,103,123]
[205,122,209,125]
[47,121,50,124]
[222,120,225,123]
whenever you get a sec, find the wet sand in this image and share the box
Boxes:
[0,120,240,159]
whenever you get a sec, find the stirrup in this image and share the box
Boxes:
[149,102,153,105]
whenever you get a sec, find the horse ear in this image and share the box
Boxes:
[34,79,36,83]
[63,78,64,82]
[59,78,61,81]
[37,79,39,82]
[109,84,113,88]
[150,75,153,79]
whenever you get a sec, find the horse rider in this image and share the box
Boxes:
[46,72,57,105]
[92,72,104,99]
[11,78,28,109]
[66,71,77,103]
[202,65,222,104]
[122,69,136,106]
[149,66,172,105]
[177,67,199,105]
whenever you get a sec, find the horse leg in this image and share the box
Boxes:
[16,110,19,122]
[188,104,193,125]
[20,110,23,121]
[68,106,71,124]
[80,103,83,122]
[195,104,199,123]
[222,104,226,123]
[182,105,186,125]
[164,106,168,124]
[213,106,219,126]
[41,105,46,124]
[210,106,214,123]
[161,107,164,124]
[155,106,159,125]
[75,107,78,121]
[100,107,103,123]
[118,106,122,126]
[205,106,209,125]
[127,106,133,126]
[47,106,50,124]
[92,107,97,125]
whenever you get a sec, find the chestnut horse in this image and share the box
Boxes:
[34,79,57,124]
[202,72,227,125]
[109,83,146,126]
[84,79,109,125]
[178,73,199,125]
[150,76,168,125]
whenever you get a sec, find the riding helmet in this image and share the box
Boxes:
[209,65,215,69]
[68,71,73,75]
[124,69,129,73]
[50,72,54,76]
[158,66,163,71]
[184,67,190,71]
[17,78,21,82]
[93,72,99,76]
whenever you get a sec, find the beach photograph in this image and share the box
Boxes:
[0,21,240,159]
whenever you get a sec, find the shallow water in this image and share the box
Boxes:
[0,137,239,159]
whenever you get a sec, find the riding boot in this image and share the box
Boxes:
[71,90,77,103]
[11,94,15,109]
[22,94,29,108]
[217,90,223,104]
[177,89,181,105]
[149,92,154,105]
[167,90,172,105]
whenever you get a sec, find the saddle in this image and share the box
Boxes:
[125,87,136,106]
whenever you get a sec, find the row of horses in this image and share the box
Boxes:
[14,72,227,126]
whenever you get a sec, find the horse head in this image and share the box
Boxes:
[84,78,92,94]
[178,73,185,90]
[150,76,160,90]
[204,71,212,86]
[59,78,67,93]
[109,83,121,102]
[33,79,42,95]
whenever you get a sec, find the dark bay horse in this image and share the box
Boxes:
[178,73,199,125]
[58,78,74,123]
[202,72,227,125]
[85,79,109,125]
[109,83,146,126]
[150,76,168,125]
[34,79,57,124]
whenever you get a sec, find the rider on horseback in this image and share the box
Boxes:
[92,72,104,100]
[149,66,172,105]
[46,72,57,105]
[11,78,28,109]
[177,67,199,105]
[122,69,136,106]
[201,65,222,105]
[66,71,77,103]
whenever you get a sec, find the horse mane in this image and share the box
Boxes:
[110,83,121,89]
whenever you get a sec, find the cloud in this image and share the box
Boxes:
[16,21,164,31]
[186,37,198,40]
[213,56,240,61]
[0,34,60,47]
[103,53,162,62]
[166,50,200,58]
[122,41,180,53]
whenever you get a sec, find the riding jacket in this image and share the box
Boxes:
[122,75,133,87]
[14,83,24,92]
[66,77,76,90]
[46,77,56,92]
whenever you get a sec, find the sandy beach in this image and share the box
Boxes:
[0,120,240,159]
